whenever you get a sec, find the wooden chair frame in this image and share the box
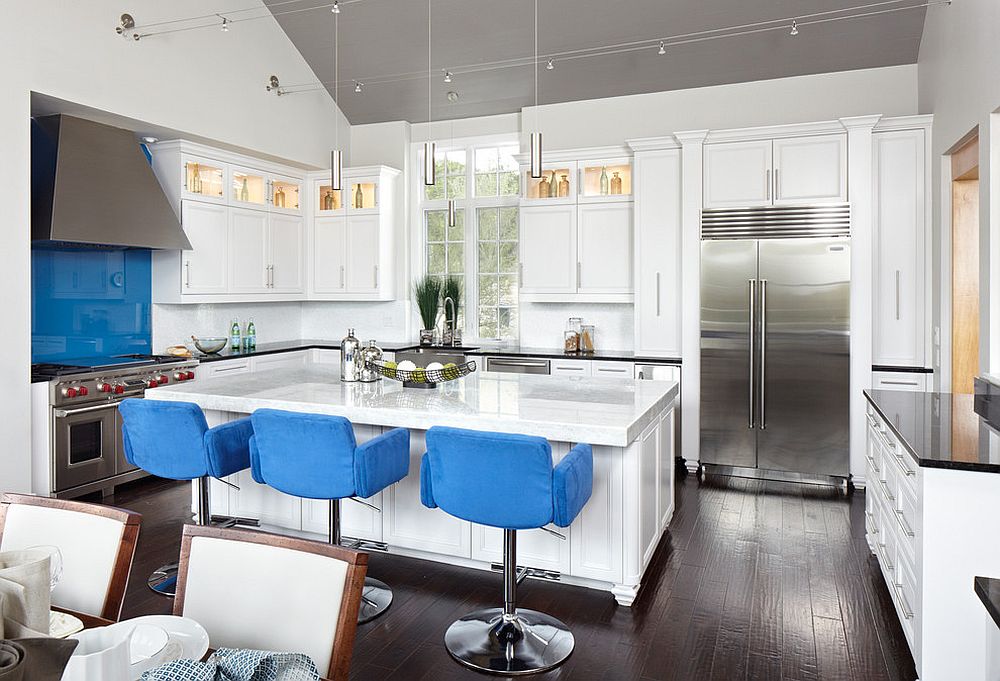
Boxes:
[0,492,142,621]
[173,524,368,681]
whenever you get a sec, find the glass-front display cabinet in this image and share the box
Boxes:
[315,182,344,214]
[348,181,378,211]
[183,158,225,201]
[231,167,267,207]
[522,162,576,204]
[270,177,302,212]
[579,159,632,200]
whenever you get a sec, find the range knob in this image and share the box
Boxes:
[77,386,89,397]
[98,382,112,393]
[147,379,159,389]
[156,375,168,385]
[174,372,187,381]
[185,371,196,380]
[114,384,125,395]
[62,387,78,398]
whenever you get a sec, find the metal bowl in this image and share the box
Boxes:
[192,336,227,354]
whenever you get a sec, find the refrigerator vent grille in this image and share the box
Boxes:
[701,204,851,240]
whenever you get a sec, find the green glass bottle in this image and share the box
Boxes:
[599,166,609,195]
[229,319,241,351]
[244,319,256,351]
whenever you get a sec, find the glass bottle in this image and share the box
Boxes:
[537,173,550,198]
[323,189,334,211]
[244,319,256,351]
[610,171,622,195]
[240,177,249,202]
[549,171,557,197]
[599,166,609,195]
[580,324,595,353]
[229,319,241,352]
[355,184,364,209]
[191,165,202,194]
[275,186,285,208]
[564,317,583,353]
[558,174,570,197]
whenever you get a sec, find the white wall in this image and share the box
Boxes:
[5,1,346,493]
[152,302,304,351]
[918,0,1000,377]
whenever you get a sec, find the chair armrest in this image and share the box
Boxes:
[552,443,593,527]
[354,428,410,498]
[204,417,254,479]
[248,436,265,484]
[419,453,437,509]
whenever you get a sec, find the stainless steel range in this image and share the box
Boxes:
[34,355,199,499]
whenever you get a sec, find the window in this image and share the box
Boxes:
[418,141,520,340]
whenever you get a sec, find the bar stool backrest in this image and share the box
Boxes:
[250,409,358,499]
[423,427,555,530]
[119,399,209,480]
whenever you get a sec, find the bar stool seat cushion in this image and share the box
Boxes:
[421,427,593,530]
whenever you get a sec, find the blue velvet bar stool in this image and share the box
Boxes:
[118,398,257,596]
[421,426,593,675]
[248,408,410,623]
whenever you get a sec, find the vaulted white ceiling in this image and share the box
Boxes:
[265,0,928,124]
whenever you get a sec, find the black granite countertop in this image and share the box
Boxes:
[864,379,1000,473]
[975,576,1000,630]
[194,338,416,362]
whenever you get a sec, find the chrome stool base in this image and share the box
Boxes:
[444,608,575,675]
[358,577,393,623]
[147,563,179,596]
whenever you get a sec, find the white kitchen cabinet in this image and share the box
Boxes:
[632,147,682,357]
[269,174,303,215]
[703,134,847,209]
[313,217,347,293]
[703,140,772,208]
[228,207,269,293]
[181,156,226,204]
[519,204,578,296]
[197,358,252,380]
[772,134,848,205]
[592,361,634,377]
[312,348,341,364]
[250,350,310,372]
[521,162,577,205]
[268,214,304,293]
[345,214,381,294]
[578,158,633,202]
[577,203,633,294]
[873,128,928,369]
[550,359,592,376]
[872,371,929,392]
[180,201,229,294]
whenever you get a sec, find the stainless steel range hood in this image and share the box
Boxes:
[32,115,192,250]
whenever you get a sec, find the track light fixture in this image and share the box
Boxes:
[266,75,283,95]
[221,17,230,31]
[331,0,340,13]
[790,19,799,35]
[658,41,666,54]
[354,80,363,93]
[546,58,554,70]
[444,71,453,83]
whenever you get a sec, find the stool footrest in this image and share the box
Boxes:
[341,536,389,553]
[210,514,260,528]
[489,563,561,583]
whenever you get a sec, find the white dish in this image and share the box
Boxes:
[107,615,210,663]
[50,610,84,638]
[128,624,169,664]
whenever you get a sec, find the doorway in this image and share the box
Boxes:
[950,133,980,395]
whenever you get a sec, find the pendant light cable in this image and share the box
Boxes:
[422,0,435,185]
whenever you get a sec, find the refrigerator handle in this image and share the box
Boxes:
[748,279,756,429]
[759,279,768,430]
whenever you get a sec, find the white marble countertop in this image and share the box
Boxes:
[146,365,678,447]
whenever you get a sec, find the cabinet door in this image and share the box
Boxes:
[313,217,348,293]
[871,371,928,392]
[773,134,848,205]
[269,174,303,214]
[347,177,378,212]
[250,351,309,372]
[521,163,576,204]
[181,201,229,293]
[268,214,304,292]
[634,149,682,356]
[592,361,634,377]
[182,156,226,204]
[519,205,577,294]
[313,179,345,216]
[345,214,380,293]
[230,166,267,209]
[228,207,268,293]
[873,129,926,368]
[577,203,632,293]
[199,358,252,380]
[703,140,772,208]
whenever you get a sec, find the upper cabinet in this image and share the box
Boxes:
[579,158,632,202]
[872,126,929,369]
[703,134,847,209]
[182,156,226,204]
[522,162,577,205]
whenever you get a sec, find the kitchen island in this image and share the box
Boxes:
[146,364,678,605]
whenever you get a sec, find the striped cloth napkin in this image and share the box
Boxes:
[140,648,320,681]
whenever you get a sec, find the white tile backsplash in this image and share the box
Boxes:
[519,303,635,351]
[152,302,304,352]
[300,301,410,343]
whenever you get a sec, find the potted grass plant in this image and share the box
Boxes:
[442,275,462,345]
[414,275,442,345]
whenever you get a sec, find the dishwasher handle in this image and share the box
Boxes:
[486,358,551,374]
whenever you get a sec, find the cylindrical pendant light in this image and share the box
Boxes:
[530,132,542,179]
[423,141,436,186]
[447,198,456,227]
[330,149,343,191]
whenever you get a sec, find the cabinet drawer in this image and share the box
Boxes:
[551,359,592,376]
[592,361,633,377]
[872,371,928,391]
[894,483,918,564]
[893,549,918,647]
[200,359,252,379]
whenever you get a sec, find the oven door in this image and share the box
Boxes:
[52,402,119,492]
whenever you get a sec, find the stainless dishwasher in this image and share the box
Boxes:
[485,357,551,375]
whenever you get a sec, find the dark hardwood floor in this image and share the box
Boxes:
[99,470,917,681]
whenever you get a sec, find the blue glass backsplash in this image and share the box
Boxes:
[31,246,152,363]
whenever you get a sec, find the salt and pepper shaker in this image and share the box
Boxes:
[340,328,361,382]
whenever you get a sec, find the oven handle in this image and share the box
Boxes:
[53,402,121,418]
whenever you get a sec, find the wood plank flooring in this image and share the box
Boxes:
[103,470,917,681]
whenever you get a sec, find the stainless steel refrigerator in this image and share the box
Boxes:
[700,206,851,479]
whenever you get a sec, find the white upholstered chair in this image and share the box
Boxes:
[173,525,368,681]
[0,493,141,621]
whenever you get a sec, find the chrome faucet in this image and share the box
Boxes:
[443,296,456,346]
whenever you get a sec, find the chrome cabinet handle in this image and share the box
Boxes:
[577,262,582,288]
[655,272,661,316]
[489,360,549,368]
[214,364,249,373]
[865,511,879,534]
[892,450,914,476]
[881,380,919,386]
[558,366,584,371]
[774,168,780,199]
[53,402,121,417]
[766,169,771,201]
[374,264,379,288]
[340,265,345,288]
[748,279,756,429]
[865,455,881,474]
[892,582,914,619]
[894,509,915,538]
[878,478,895,502]
[877,543,895,573]
[185,261,191,288]
[896,270,899,322]
[759,279,767,430]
